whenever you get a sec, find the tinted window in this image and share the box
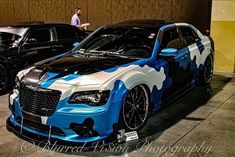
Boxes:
[56,26,77,40]
[179,26,200,46]
[77,27,158,58]
[27,28,51,43]
[160,27,182,50]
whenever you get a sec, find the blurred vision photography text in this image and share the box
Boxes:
[20,139,212,156]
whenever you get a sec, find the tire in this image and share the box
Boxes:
[199,55,213,86]
[118,85,150,131]
[0,64,9,93]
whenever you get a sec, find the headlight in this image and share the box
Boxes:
[14,77,20,90]
[68,90,110,106]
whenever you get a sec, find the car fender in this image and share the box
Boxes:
[102,65,166,99]
[117,70,152,91]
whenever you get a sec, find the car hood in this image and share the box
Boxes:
[21,53,140,87]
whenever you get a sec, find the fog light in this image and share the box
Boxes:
[70,123,99,137]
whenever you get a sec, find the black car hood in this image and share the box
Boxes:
[35,53,138,77]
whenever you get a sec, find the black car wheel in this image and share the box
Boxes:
[0,64,9,92]
[200,55,213,85]
[120,85,149,131]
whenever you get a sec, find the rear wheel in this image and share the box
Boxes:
[199,55,213,85]
[0,64,9,93]
[119,85,149,131]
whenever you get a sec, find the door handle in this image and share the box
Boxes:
[51,49,58,52]
[199,46,204,52]
[181,55,188,60]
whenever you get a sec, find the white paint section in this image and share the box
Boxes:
[50,65,136,86]
[48,64,166,100]
[175,23,189,27]
[9,92,18,105]
[107,65,166,91]
[188,38,211,68]
[122,65,166,91]
[17,66,35,80]
[41,116,48,125]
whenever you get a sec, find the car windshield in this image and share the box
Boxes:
[0,32,21,49]
[76,27,158,58]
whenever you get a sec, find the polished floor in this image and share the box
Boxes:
[0,73,234,157]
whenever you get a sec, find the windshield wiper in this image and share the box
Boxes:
[75,49,130,59]
[75,49,94,57]
[102,49,130,59]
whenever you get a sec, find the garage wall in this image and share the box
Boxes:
[0,0,212,34]
[211,0,235,73]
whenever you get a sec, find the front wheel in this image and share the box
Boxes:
[199,55,213,85]
[119,85,149,131]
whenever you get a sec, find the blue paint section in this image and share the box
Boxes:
[104,58,148,73]
[175,48,192,70]
[151,39,160,60]
[160,48,178,57]
[159,23,176,31]
[174,47,199,85]
[151,59,172,110]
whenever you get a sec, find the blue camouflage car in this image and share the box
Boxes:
[7,20,214,145]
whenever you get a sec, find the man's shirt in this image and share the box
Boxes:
[71,14,81,26]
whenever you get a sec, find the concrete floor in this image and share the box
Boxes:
[0,73,234,157]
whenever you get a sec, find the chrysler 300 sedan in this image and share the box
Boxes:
[7,20,214,146]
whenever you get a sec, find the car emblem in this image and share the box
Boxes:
[27,85,39,91]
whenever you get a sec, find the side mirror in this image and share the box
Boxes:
[72,42,80,52]
[159,48,178,57]
[73,42,80,48]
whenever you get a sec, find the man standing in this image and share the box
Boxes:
[71,7,90,30]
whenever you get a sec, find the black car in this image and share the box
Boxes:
[0,22,87,92]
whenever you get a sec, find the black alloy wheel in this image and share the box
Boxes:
[122,85,149,131]
[203,55,213,84]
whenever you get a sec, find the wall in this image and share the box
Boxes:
[0,0,212,34]
[211,0,235,73]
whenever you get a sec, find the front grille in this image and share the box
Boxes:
[19,84,61,116]
[16,117,65,136]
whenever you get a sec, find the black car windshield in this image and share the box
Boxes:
[76,27,158,58]
[0,32,21,49]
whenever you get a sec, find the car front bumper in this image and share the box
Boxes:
[7,94,124,145]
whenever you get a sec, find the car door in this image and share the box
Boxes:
[19,27,55,67]
[178,26,202,85]
[157,27,190,100]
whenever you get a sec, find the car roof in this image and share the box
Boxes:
[0,22,75,29]
[111,19,172,30]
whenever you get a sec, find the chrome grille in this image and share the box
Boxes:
[19,84,61,116]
